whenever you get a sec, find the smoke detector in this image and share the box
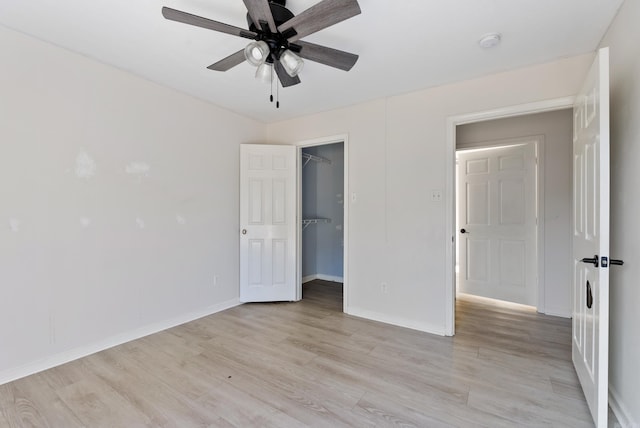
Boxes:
[479,33,502,49]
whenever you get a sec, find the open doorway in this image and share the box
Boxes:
[296,136,348,311]
[446,102,575,335]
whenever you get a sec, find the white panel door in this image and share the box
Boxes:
[572,48,610,428]
[240,144,297,302]
[457,142,537,306]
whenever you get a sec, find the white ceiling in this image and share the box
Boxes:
[0,0,623,123]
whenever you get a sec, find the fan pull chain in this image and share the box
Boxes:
[270,65,274,103]
[276,79,280,109]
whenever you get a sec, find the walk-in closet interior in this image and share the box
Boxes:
[301,142,344,287]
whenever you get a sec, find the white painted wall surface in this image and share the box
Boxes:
[267,54,594,335]
[0,26,265,383]
[600,1,640,426]
[457,110,573,317]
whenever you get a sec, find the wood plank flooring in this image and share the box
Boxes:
[0,281,595,427]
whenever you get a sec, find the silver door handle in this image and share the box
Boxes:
[242,229,247,235]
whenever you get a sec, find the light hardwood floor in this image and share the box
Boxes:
[0,281,595,427]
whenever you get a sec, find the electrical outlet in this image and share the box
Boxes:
[381,282,388,294]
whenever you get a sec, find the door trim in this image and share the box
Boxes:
[295,134,349,313]
[445,96,575,336]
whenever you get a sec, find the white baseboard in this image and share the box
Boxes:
[347,306,446,336]
[542,309,572,318]
[0,298,241,386]
[302,274,344,284]
[610,386,638,428]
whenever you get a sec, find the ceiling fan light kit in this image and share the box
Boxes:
[244,40,270,66]
[161,0,361,106]
[255,62,274,83]
[279,49,304,77]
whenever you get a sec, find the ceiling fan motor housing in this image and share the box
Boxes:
[246,2,296,63]
[247,2,294,32]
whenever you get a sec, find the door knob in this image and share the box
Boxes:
[460,228,467,234]
[610,259,624,266]
[242,229,247,235]
[581,255,599,267]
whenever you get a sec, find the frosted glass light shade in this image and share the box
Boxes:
[244,41,269,66]
[255,63,273,83]
[279,49,304,77]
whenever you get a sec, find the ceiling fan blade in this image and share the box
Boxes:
[292,41,358,71]
[278,0,361,42]
[162,7,257,40]
[274,60,301,87]
[207,50,247,71]
[242,0,277,33]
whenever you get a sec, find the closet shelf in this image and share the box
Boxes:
[302,218,331,230]
[302,152,332,167]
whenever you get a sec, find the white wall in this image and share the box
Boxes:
[457,110,574,317]
[267,54,593,334]
[600,1,640,425]
[0,26,265,383]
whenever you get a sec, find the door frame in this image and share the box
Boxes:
[445,97,575,336]
[294,134,349,313]
[456,137,544,307]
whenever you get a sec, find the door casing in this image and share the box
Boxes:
[445,97,575,336]
[294,134,349,312]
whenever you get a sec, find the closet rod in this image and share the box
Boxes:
[302,218,331,230]
[302,152,331,167]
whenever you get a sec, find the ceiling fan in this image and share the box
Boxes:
[162,0,361,91]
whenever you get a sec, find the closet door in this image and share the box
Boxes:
[240,144,297,302]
